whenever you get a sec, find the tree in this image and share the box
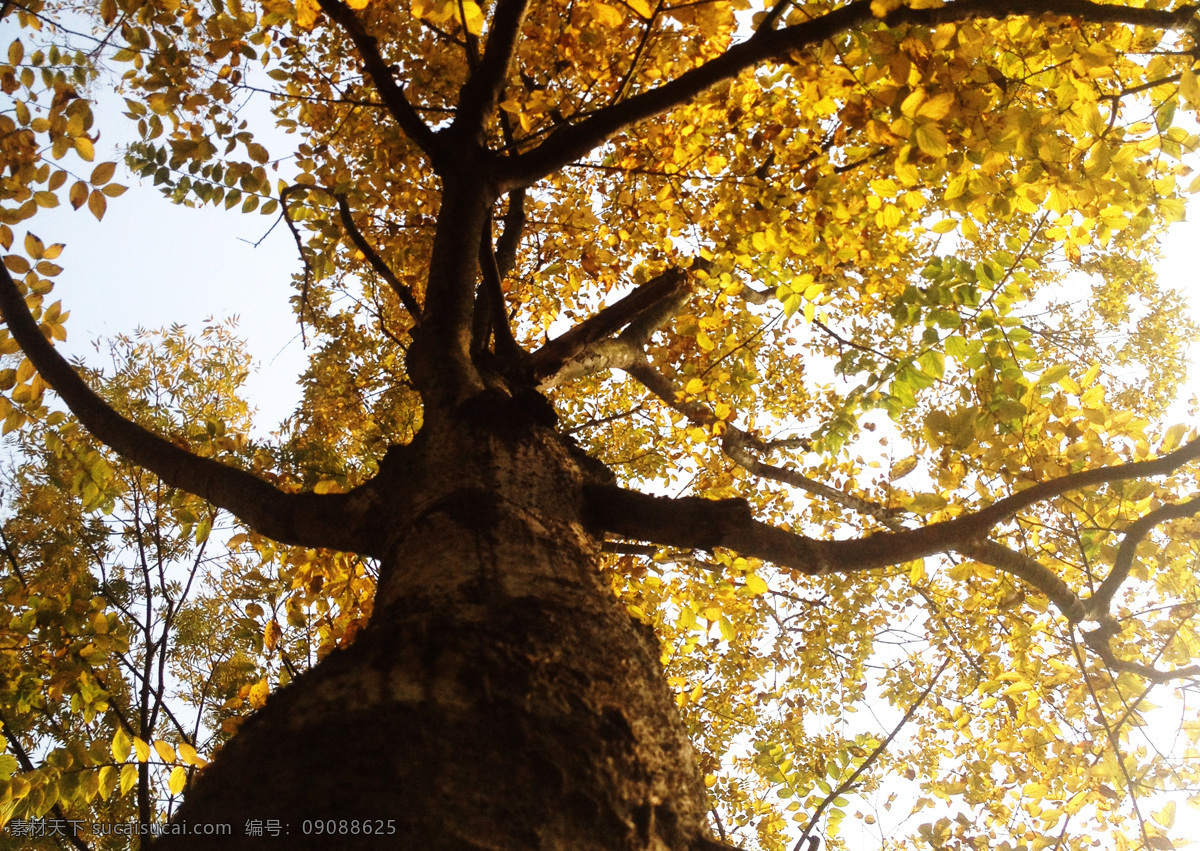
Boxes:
[2,0,1200,848]
[0,325,299,849]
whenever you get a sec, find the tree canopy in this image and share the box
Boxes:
[3,0,1200,848]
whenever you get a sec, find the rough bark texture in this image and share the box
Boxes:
[159,394,716,849]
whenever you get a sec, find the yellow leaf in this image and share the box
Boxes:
[900,89,925,119]
[74,136,95,162]
[917,92,955,121]
[3,255,29,274]
[345,0,371,8]
[112,727,131,763]
[931,23,956,50]
[908,493,947,514]
[153,740,176,763]
[626,0,653,17]
[744,574,769,596]
[98,765,116,800]
[591,2,624,26]
[23,232,43,259]
[1024,781,1048,799]
[168,766,188,796]
[88,189,107,221]
[133,736,150,762]
[296,0,321,29]
[684,378,704,395]
[120,763,138,795]
[459,0,484,34]
[1181,67,1200,105]
[178,742,204,767]
[1163,422,1187,451]
[264,618,282,652]
[890,456,918,480]
[249,678,270,709]
[914,124,948,157]
[69,181,88,210]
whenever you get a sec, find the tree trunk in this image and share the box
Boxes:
[160,393,717,849]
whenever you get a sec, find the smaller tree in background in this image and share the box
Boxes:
[0,324,348,849]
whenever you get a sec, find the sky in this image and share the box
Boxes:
[32,173,309,433]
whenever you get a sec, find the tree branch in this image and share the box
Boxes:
[584,438,1200,576]
[477,209,526,363]
[336,193,423,319]
[280,184,317,345]
[528,265,693,384]
[0,265,388,556]
[1090,494,1200,615]
[1081,623,1200,683]
[955,538,1086,621]
[316,0,441,161]
[723,432,905,528]
[497,0,1200,189]
[495,188,526,279]
[619,353,901,524]
[454,0,530,136]
[794,658,949,851]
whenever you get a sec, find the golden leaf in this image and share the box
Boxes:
[178,742,205,767]
[153,739,177,763]
[744,574,768,596]
[90,162,116,186]
[296,0,321,29]
[459,0,484,34]
[591,2,624,27]
[112,727,131,763]
[120,763,138,795]
[917,92,955,121]
[626,0,653,18]
[264,618,282,652]
[74,136,95,162]
[168,766,188,796]
[249,679,270,709]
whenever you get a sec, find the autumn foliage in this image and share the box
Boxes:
[3,0,1200,849]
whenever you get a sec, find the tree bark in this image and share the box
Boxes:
[159,393,718,849]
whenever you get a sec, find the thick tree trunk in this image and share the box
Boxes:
[159,394,717,849]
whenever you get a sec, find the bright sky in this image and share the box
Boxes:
[37,177,308,432]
